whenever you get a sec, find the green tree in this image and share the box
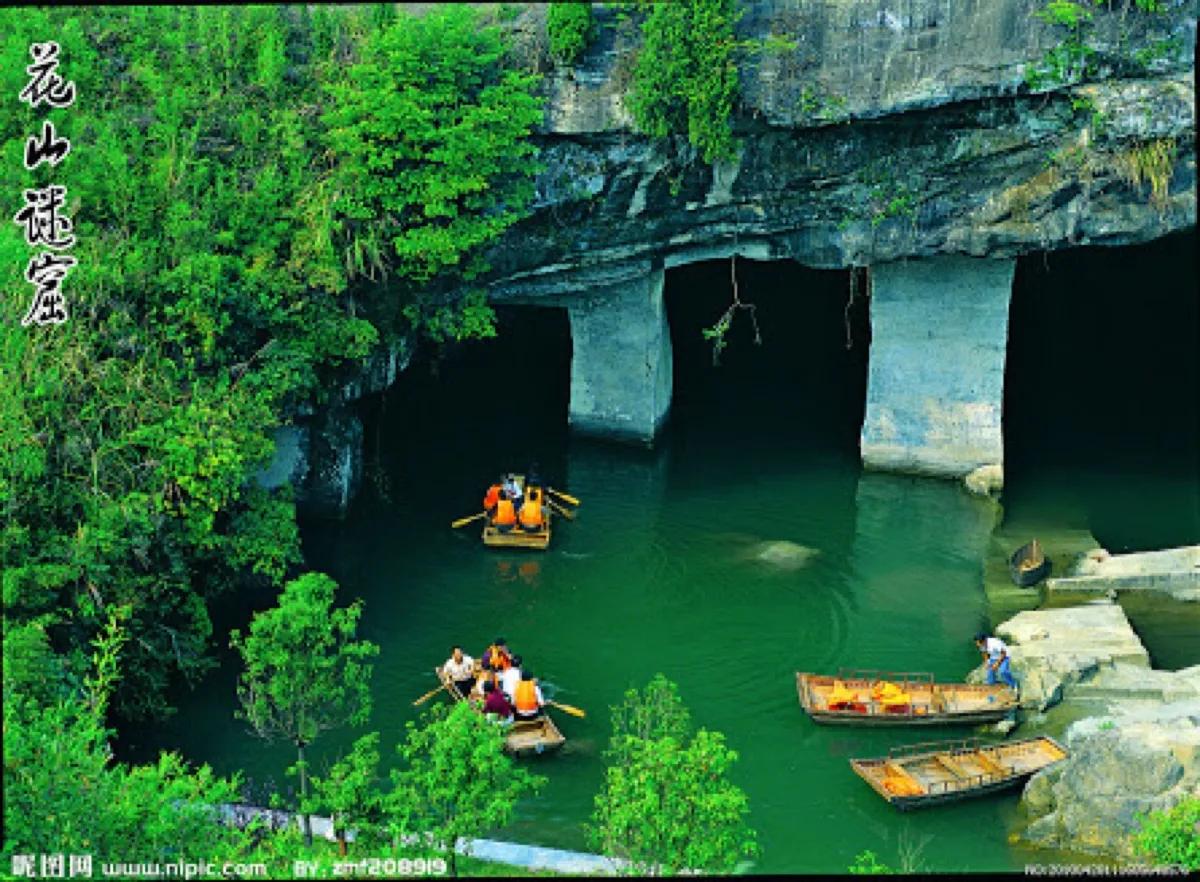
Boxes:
[230,572,379,844]
[629,0,743,164]
[322,5,545,341]
[384,702,545,877]
[1133,797,1200,870]
[588,674,758,875]
[2,613,256,871]
[307,732,385,857]
[548,2,596,66]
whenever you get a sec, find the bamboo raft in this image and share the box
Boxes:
[483,475,552,550]
[850,736,1068,810]
[437,667,566,757]
[796,670,1018,726]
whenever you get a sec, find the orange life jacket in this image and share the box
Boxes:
[514,679,539,713]
[494,498,516,525]
[483,485,501,509]
[486,646,511,672]
[518,499,542,529]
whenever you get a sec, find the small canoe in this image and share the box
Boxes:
[850,736,1068,810]
[483,474,552,551]
[436,667,565,757]
[796,670,1017,726]
[1009,538,1051,587]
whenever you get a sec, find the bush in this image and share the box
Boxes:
[548,2,595,67]
[1133,797,1200,870]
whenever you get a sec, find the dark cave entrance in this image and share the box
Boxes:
[663,257,871,462]
[1004,229,1200,549]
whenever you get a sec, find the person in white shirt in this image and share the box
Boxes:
[502,474,523,509]
[974,632,1018,690]
[440,646,476,699]
[499,654,524,701]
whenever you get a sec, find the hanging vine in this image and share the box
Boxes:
[701,203,761,366]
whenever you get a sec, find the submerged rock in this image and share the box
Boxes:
[1019,699,1200,859]
[747,540,821,569]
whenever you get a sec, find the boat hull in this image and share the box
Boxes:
[482,474,552,550]
[436,668,566,757]
[1009,539,1051,587]
[850,736,1068,810]
[796,672,1017,726]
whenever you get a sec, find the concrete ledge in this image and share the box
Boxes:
[1047,545,1200,602]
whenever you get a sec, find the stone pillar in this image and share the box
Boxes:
[567,269,672,444]
[861,255,1015,479]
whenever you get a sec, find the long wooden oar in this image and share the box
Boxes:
[451,511,487,529]
[412,681,448,706]
[547,487,580,506]
[548,499,575,520]
[548,699,586,718]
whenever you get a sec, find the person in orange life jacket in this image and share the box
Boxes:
[480,638,512,673]
[483,477,503,515]
[499,654,524,701]
[482,680,514,725]
[493,491,517,533]
[512,669,545,721]
[439,645,476,699]
[502,474,523,509]
[518,490,543,532]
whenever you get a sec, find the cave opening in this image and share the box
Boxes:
[359,304,572,513]
[1004,229,1200,550]
[663,257,871,465]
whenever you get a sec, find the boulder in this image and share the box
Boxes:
[748,540,821,570]
[963,463,1004,497]
[1019,699,1200,859]
[967,602,1151,711]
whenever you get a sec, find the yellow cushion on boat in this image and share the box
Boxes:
[879,691,911,706]
[882,776,923,796]
[872,680,905,700]
[827,680,858,705]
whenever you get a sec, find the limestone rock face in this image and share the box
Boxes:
[967,602,1151,710]
[1019,699,1200,858]
[483,0,1197,304]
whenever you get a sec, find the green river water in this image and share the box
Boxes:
[125,242,1199,875]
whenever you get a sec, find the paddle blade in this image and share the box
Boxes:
[548,488,581,506]
[451,512,486,529]
[551,701,586,718]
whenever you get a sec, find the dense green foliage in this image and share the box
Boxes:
[1134,797,1200,870]
[1,5,541,727]
[548,2,597,67]
[628,0,743,164]
[323,5,543,341]
[230,572,378,841]
[1,616,259,873]
[588,674,757,875]
[385,702,546,877]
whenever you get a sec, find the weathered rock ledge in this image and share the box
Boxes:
[1048,545,1200,602]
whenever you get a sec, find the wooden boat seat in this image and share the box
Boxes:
[972,750,1009,777]
[934,754,970,779]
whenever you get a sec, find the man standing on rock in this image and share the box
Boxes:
[975,631,1019,692]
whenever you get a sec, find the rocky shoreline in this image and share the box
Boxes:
[969,599,1200,859]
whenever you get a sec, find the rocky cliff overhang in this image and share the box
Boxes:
[483,0,1197,303]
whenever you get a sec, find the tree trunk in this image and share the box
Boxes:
[297,742,313,845]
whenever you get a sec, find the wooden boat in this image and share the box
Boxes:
[436,667,566,757]
[1010,538,1051,587]
[483,474,552,551]
[796,670,1018,726]
[850,736,1068,810]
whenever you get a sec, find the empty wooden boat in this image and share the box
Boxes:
[436,667,566,756]
[483,475,552,550]
[1010,538,1051,587]
[796,670,1018,725]
[850,736,1068,810]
